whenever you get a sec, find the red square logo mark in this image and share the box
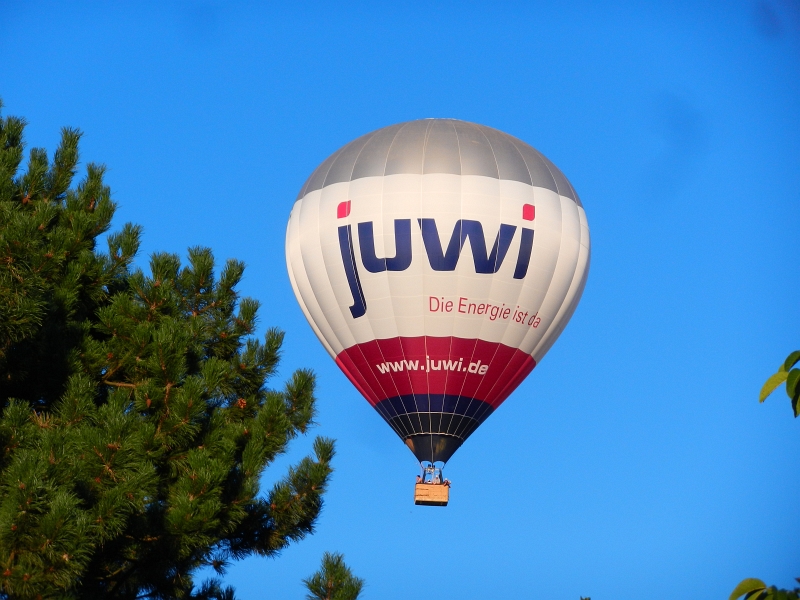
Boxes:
[337,201,351,219]
[522,204,535,221]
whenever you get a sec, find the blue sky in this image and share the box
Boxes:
[2,2,799,598]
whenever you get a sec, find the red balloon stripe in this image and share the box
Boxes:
[335,337,536,409]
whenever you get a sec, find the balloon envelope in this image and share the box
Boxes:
[286,119,590,464]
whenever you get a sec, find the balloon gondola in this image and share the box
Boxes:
[286,119,590,504]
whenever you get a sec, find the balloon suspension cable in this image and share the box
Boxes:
[416,461,451,487]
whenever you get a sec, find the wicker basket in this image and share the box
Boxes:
[414,483,449,506]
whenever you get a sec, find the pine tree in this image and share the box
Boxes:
[0,103,337,599]
[303,552,364,600]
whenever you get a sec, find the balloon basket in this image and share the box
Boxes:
[414,483,449,506]
[414,462,450,506]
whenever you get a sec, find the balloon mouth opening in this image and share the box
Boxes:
[404,434,463,464]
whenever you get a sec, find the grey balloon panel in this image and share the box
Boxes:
[297,147,343,200]
[322,132,374,187]
[384,120,430,175]
[452,121,499,178]
[295,118,580,204]
[350,123,405,180]
[478,125,532,185]
[508,138,558,196]
[422,119,461,175]
[537,151,581,206]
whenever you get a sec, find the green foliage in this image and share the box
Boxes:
[0,104,337,599]
[730,578,800,600]
[0,101,136,407]
[759,350,800,416]
[730,355,800,600]
[303,552,364,600]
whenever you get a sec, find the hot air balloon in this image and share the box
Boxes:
[286,119,589,503]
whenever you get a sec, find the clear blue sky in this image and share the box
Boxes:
[2,2,798,598]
